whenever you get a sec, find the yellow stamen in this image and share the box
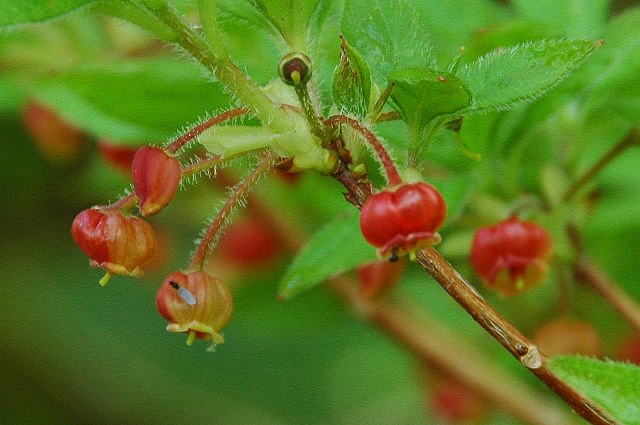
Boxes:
[99,271,112,286]
[186,330,196,346]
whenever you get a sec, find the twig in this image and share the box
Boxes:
[568,224,640,336]
[332,165,620,425]
[233,167,581,425]
[415,248,619,425]
[563,129,639,202]
[575,258,640,335]
[331,278,582,425]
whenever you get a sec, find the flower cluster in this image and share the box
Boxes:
[69,46,452,351]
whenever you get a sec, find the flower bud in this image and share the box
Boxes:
[278,52,312,86]
[132,146,181,216]
[360,182,446,260]
[470,216,553,296]
[156,271,233,351]
[71,208,156,285]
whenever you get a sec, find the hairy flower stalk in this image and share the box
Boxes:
[189,150,278,271]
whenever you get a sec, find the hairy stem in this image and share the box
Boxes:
[188,150,276,270]
[563,128,639,202]
[196,0,228,59]
[294,84,326,141]
[166,107,250,154]
[144,2,293,134]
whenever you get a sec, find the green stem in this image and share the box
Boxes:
[196,0,228,59]
[374,111,401,123]
[563,128,639,202]
[367,83,394,122]
[294,84,325,141]
[143,2,293,134]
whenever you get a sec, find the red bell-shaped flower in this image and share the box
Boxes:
[360,182,446,260]
[132,146,182,216]
[357,259,405,299]
[470,216,553,296]
[156,271,233,351]
[71,207,156,285]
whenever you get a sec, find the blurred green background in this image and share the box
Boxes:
[2,1,640,424]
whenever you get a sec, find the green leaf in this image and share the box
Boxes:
[306,0,344,105]
[29,57,231,143]
[579,8,640,126]
[332,36,371,117]
[458,39,601,114]
[249,0,326,52]
[548,356,640,425]
[0,0,96,26]
[512,0,608,38]
[342,0,434,86]
[278,210,377,299]
[389,68,472,160]
[410,0,508,64]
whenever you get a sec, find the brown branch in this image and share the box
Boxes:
[568,224,640,336]
[575,258,640,335]
[414,248,619,425]
[332,165,620,425]
[331,278,582,425]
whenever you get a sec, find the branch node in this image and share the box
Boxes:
[520,345,543,370]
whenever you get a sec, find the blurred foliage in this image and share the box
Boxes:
[1,0,640,424]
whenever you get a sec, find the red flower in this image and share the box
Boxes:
[429,377,487,423]
[71,207,156,285]
[132,146,181,216]
[156,271,233,351]
[470,217,553,296]
[360,182,446,260]
[22,100,86,162]
[216,216,280,266]
[97,140,138,174]
[357,259,405,299]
